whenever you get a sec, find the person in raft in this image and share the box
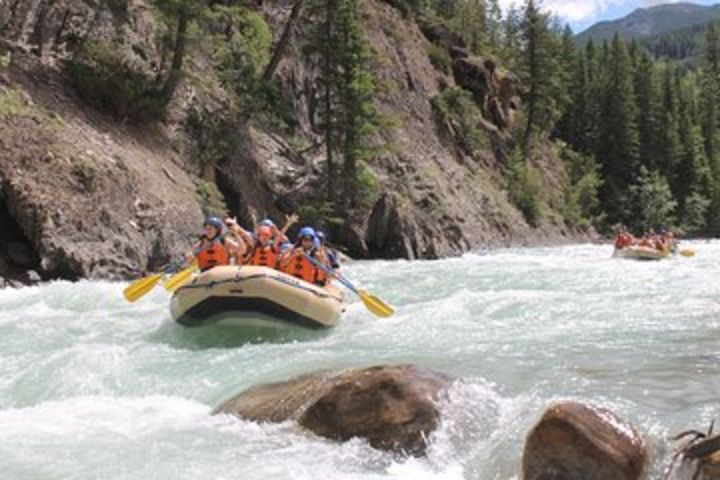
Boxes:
[317,230,340,270]
[614,226,635,250]
[188,217,245,272]
[280,227,330,286]
[223,214,298,254]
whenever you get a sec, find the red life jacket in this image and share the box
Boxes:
[246,243,279,268]
[196,237,229,271]
[283,252,318,284]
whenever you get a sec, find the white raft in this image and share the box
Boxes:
[612,246,670,261]
[170,265,344,329]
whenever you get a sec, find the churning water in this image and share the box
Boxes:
[0,243,718,479]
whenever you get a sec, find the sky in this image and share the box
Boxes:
[498,0,719,33]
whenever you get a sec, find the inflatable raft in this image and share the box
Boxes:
[170,265,344,329]
[613,246,670,261]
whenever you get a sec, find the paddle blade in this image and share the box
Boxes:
[358,289,395,318]
[163,261,197,292]
[680,249,696,257]
[123,273,164,303]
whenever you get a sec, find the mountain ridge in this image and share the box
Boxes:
[577,2,720,44]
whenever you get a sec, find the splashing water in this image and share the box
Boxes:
[1,243,719,479]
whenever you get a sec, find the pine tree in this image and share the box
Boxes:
[657,63,682,184]
[634,53,660,171]
[597,33,640,224]
[307,0,380,209]
[335,0,380,208]
[520,0,562,151]
[453,0,487,54]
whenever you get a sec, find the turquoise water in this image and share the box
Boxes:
[0,243,718,479]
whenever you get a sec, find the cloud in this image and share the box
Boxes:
[497,0,625,22]
[641,0,681,5]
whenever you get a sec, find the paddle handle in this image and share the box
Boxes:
[303,253,358,294]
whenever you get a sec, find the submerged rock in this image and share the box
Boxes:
[214,365,453,456]
[522,401,646,480]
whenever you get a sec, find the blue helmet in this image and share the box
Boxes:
[260,218,275,227]
[204,217,223,231]
[298,226,316,240]
[317,231,326,243]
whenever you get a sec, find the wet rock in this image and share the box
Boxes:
[366,193,418,259]
[452,56,519,129]
[522,401,647,480]
[214,365,453,456]
[24,269,42,284]
[420,23,467,52]
[6,241,36,268]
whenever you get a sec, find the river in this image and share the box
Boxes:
[0,243,718,479]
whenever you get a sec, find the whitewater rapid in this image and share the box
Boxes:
[0,243,719,479]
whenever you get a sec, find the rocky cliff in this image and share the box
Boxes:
[0,0,591,284]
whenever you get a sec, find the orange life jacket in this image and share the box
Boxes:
[196,237,229,271]
[615,233,633,249]
[283,252,318,284]
[246,243,279,268]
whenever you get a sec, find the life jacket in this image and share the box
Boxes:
[615,233,633,249]
[246,242,279,268]
[614,235,625,249]
[196,236,229,272]
[283,250,320,285]
[315,257,328,285]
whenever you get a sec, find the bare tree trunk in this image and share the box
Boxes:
[161,3,189,100]
[324,0,336,202]
[261,0,304,84]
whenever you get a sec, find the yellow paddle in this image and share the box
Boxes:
[164,259,198,292]
[356,288,395,318]
[123,273,165,303]
[304,253,395,318]
[680,249,696,257]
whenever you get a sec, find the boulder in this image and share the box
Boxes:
[23,269,42,284]
[420,23,467,52]
[6,241,36,268]
[522,402,647,480]
[452,56,519,129]
[214,365,454,456]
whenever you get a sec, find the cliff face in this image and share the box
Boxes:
[0,0,588,284]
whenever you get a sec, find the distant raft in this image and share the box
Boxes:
[170,265,344,329]
[612,246,671,261]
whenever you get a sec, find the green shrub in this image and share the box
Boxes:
[66,41,166,119]
[355,161,381,207]
[561,147,603,229]
[0,89,30,119]
[431,87,486,155]
[507,150,543,227]
[426,42,452,74]
[0,51,11,68]
[72,156,98,191]
[207,6,272,99]
[681,191,710,235]
[193,177,227,217]
[298,199,343,230]
[628,167,677,232]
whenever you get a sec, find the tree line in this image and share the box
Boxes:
[432,0,720,234]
